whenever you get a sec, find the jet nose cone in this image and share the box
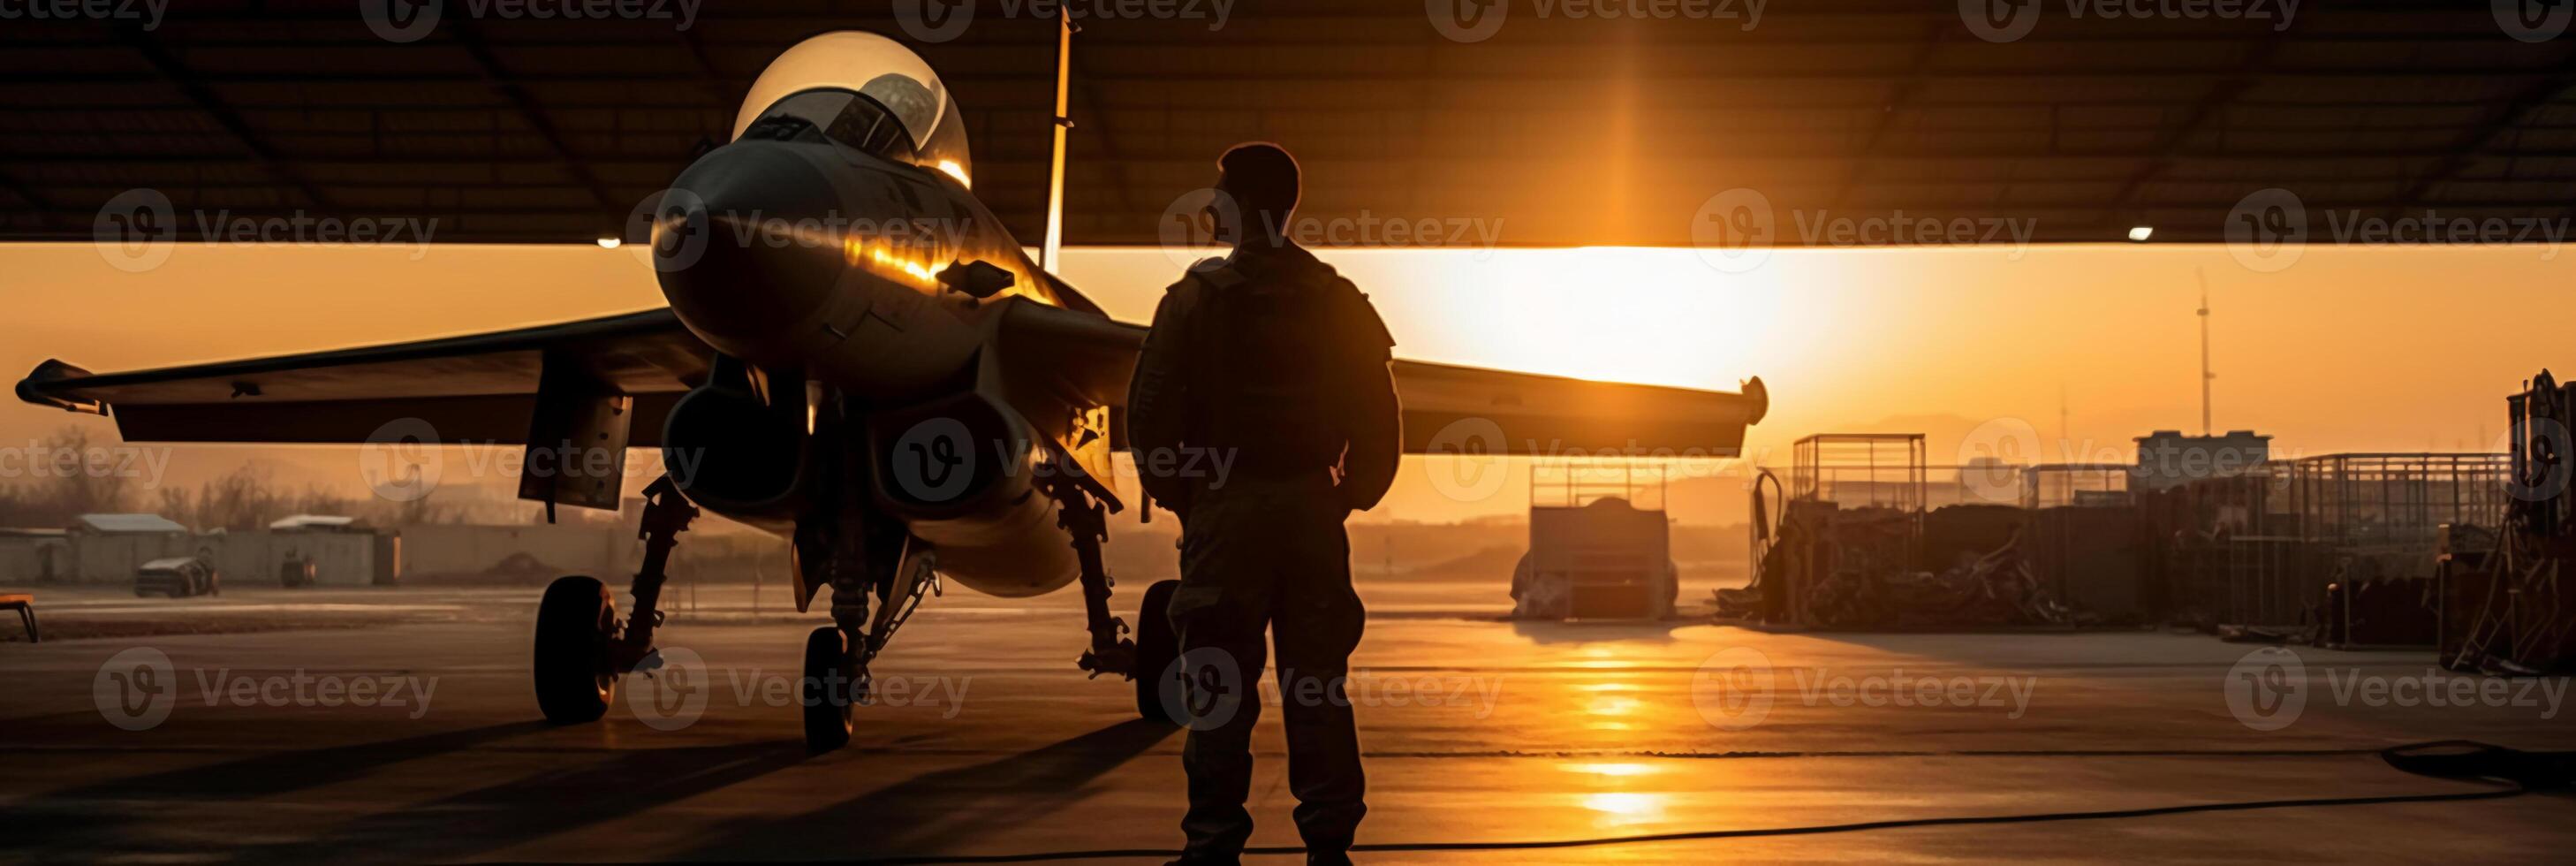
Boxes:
[645,141,848,349]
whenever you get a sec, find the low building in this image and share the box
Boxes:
[2134,430,2271,492]
[68,513,196,584]
[0,528,71,584]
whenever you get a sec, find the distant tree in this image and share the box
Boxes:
[0,427,140,528]
[33,427,135,519]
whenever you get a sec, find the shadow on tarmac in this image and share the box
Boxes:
[682,718,1180,860]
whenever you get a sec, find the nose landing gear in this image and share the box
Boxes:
[530,475,699,725]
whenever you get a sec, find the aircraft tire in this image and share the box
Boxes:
[1133,580,1181,723]
[534,575,617,724]
[801,626,856,752]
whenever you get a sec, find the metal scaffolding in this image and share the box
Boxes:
[1791,433,1927,513]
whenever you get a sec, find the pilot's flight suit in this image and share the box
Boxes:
[1127,242,1401,864]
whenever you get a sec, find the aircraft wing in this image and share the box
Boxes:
[23,300,1768,459]
[15,309,710,445]
[997,300,1769,458]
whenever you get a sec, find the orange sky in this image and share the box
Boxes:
[0,240,2562,524]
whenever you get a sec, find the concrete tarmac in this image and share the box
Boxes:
[2,581,2571,863]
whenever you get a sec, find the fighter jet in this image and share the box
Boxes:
[16,32,1767,751]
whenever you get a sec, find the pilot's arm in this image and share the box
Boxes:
[1127,277,1201,517]
[1335,290,1402,513]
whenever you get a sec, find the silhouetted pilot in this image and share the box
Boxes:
[1127,142,1402,866]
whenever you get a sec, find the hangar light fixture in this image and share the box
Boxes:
[2126,226,2154,242]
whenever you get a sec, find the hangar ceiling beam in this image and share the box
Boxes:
[2106,34,2287,212]
[2391,58,2576,213]
[448,18,625,218]
[117,26,337,210]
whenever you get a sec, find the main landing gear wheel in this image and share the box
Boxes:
[1133,580,1181,723]
[802,627,860,752]
[534,575,617,724]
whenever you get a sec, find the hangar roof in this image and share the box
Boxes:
[76,513,189,534]
[4,1,2572,247]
